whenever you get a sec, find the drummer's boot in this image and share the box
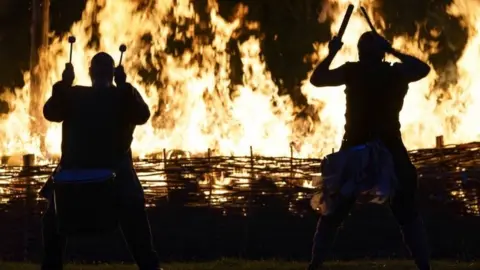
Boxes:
[400,216,431,270]
[41,202,67,270]
[307,217,341,270]
[119,201,161,270]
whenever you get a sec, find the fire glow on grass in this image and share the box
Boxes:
[0,0,478,163]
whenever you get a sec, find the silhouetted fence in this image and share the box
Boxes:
[0,143,479,263]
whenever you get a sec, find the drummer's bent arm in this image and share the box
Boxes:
[43,82,69,122]
[128,85,151,125]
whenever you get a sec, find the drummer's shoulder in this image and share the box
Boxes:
[70,85,92,96]
[72,85,91,91]
[51,82,91,92]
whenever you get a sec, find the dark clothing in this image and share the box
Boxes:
[309,62,430,270]
[41,197,159,270]
[316,135,418,226]
[40,82,150,199]
[338,61,419,225]
[334,61,419,225]
[40,81,159,269]
[342,61,408,139]
[309,136,429,270]
[43,82,150,169]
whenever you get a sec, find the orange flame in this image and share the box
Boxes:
[0,0,478,164]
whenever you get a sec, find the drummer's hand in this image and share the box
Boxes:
[114,65,127,87]
[61,63,75,86]
[374,34,394,54]
[328,36,343,55]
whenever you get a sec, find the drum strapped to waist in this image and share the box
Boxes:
[310,141,397,216]
[53,168,118,236]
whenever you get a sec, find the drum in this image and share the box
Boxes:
[53,169,118,236]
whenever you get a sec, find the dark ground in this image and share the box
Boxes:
[1,259,478,270]
[1,198,479,264]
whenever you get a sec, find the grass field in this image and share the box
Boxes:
[0,259,478,269]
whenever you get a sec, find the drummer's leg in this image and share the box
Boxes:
[119,198,160,270]
[308,196,355,269]
[41,199,67,270]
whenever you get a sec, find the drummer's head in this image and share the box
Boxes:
[89,52,115,88]
[357,31,384,63]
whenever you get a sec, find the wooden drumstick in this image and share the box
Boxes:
[360,6,377,33]
[338,4,355,40]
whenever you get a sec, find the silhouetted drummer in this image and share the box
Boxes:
[307,31,431,270]
[39,52,160,270]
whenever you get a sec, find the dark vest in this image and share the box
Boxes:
[59,85,135,169]
[342,61,409,142]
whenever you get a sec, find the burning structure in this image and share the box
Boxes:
[2,0,480,160]
[0,0,479,216]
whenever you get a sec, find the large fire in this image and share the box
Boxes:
[0,0,477,164]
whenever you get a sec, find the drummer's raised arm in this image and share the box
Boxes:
[121,83,151,125]
[43,81,70,122]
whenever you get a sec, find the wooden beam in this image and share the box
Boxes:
[29,0,50,153]
[436,135,444,149]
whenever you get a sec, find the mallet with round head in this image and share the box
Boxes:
[119,44,127,66]
[68,36,76,63]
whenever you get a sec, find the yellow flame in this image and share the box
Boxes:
[0,0,479,162]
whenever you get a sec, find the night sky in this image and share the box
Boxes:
[0,0,83,89]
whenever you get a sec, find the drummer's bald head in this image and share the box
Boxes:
[89,52,115,87]
[357,31,384,63]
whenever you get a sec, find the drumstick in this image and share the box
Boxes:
[360,6,377,33]
[118,44,127,66]
[68,36,76,63]
[338,4,355,40]
[360,6,391,56]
